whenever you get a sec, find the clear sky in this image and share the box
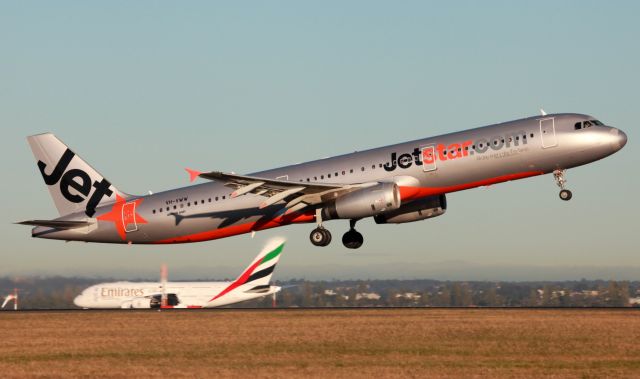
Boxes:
[1,2,639,281]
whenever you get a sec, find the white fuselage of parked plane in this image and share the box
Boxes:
[74,281,280,309]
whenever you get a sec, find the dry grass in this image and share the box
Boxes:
[0,309,639,378]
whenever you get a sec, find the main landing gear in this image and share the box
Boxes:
[553,169,572,201]
[310,208,332,247]
[309,210,364,249]
[310,227,332,247]
[342,219,363,249]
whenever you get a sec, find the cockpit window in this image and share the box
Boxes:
[575,120,604,130]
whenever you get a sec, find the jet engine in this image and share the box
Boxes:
[374,194,446,224]
[322,183,401,220]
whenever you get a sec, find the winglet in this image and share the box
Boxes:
[185,168,202,182]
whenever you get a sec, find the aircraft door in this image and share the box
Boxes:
[122,201,139,233]
[539,118,558,148]
[421,146,437,172]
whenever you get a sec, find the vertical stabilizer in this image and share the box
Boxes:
[27,133,129,217]
[208,238,286,302]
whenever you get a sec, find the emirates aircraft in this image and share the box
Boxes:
[18,112,626,249]
[73,238,285,309]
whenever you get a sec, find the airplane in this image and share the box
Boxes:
[73,238,285,309]
[18,112,627,249]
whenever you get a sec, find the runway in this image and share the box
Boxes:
[1,308,639,377]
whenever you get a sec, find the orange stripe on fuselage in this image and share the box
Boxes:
[398,171,544,202]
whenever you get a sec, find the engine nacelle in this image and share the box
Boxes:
[322,183,401,220]
[374,194,446,224]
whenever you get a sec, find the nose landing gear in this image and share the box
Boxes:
[342,219,363,249]
[553,169,572,201]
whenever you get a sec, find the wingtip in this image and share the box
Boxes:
[185,168,202,182]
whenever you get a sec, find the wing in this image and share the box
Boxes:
[194,170,374,212]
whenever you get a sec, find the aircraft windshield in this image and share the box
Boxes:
[574,120,604,130]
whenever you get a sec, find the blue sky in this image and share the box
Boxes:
[1,2,639,280]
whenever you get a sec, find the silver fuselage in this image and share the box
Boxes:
[33,113,627,244]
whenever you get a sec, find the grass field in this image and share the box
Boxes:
[1,309,639,378]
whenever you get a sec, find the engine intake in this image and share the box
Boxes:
[322,183,401,220]
[374,194,446,224]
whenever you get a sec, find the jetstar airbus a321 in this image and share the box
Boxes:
[18,112,627,249]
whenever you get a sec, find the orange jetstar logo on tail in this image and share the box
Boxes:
[97,195,147,241]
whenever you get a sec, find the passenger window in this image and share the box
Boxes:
[166,207,170,211]
[307,178,310,182]
[530,133,534,138]
[222,196,226,200]
[335,172,338,176]
[153,209,156,214]
[350,169,353,174]
[328,173,331,178]
[187,202,190,206]
[361,167,365,171]
[314,176,317,181]
[321,175,324,179]
[173,205,177,210]
[371,165,375,169]
[342,171,345,175]
[215,197,218,201]
[208,198,211,202]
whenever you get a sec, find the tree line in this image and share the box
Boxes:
[0,277,637,309]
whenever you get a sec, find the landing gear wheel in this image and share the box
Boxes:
[310,227,332,247]
[342,230,364,249]
[559,189,572,201]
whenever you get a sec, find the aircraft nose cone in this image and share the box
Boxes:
[610,128,627,150]
[73,295,87,308]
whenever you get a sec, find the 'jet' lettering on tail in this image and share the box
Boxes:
[37,149,113,217]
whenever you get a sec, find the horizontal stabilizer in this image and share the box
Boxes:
[15,219,94,230]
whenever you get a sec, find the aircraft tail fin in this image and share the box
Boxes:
[27,133,130,217]
[208,238,285,302]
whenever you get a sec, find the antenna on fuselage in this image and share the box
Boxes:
[539,108,547,116]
